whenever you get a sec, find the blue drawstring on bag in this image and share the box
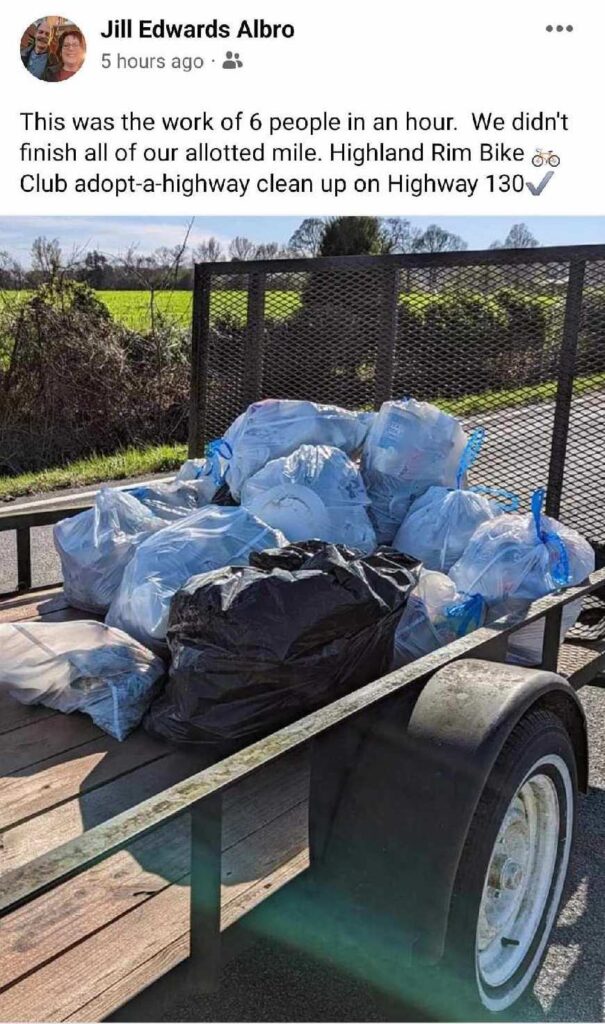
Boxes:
[460,426,520,511]
[531,487,570,588]
[204,438,233,486]
[470,484,520,513]
[446,592,486,634]
[456,426,486,488]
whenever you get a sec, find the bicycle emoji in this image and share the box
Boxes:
[532,148,560,167]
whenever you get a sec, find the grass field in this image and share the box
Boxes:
[0,290,303,330]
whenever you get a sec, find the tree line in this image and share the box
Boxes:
[0,218,539,291]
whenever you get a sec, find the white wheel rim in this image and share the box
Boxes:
[475,754,573,1010]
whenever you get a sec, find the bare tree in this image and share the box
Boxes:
[490,223,539,250]
[253,242,289,260]
[413,225,468,253]
[381,218,423,253]
[30,237,63,284]
[229,236,257,261]
[192,237,224,263]
[288,218,325,257]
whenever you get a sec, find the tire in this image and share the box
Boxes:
[445,708,577,1016]
[532,156,544,167]
[548,155,560,166]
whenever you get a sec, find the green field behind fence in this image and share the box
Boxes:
[0,290,304,330]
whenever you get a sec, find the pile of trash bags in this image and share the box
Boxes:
[4,396,595,744]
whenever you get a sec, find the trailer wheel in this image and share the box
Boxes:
[446,708,577,1014]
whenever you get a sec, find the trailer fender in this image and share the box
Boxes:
[405,657,588,964]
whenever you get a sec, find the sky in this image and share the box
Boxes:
[1,215,605,265]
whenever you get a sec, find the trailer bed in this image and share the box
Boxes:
[0,587,310,1022]
[1,585,605,1021]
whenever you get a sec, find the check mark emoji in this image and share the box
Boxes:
[526,171,555,196]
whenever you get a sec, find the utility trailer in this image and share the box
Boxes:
[0,245,604,1020]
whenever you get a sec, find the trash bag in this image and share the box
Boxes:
[144,540,421,752]
[393,570,486,667]
[54,488,164,615]
[106,506,286,652]
[241,444,376,553]
[127,479,215,521]
[392,429,515,571]
[0,620,165,741]
[450,489,596,665]
[362,398,469,544]
[221,399,372,499]
[175,438,233,494]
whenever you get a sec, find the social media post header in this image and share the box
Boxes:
[1,0,602,215]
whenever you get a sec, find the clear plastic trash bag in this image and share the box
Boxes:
[54,487,164,615]
[241,444,376,553]
[0,620,165,741]
[221,399,372,499]
[106,505,286,652]
[392,429,516,572]
[450,489,595,665]
[362,398,469,544]
[126,478,215,521]
[393,570,486,666]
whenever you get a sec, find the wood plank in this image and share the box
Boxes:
[0,882,190,1022]
[0,811,309,1022]
[0,731,170,831]
[0,760,309,1005]
[0,692,58,737]
[76,839,311,1024]
[0,751,199,873]
[0,589,70,624]
[0,713,102,776]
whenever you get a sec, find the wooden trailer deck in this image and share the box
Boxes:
[1,582,605,1021]
[0,587,310,1022]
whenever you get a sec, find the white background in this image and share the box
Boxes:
[0,0,601,215]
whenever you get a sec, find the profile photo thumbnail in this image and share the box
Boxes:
[21,16,86,82]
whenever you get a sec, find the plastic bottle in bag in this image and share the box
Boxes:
[221,399,372,499]
[361,398,469,544]
[54,487,164,614]
[106,505,286,651]
[393,569,486,667]
[241,444,377,553]
[0,620,165,741]
[449,489,595,665]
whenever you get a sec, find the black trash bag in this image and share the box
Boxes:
[144,540,420,753]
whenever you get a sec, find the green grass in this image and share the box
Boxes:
[0,444,187,502]
[0,290,303,330]
[436,370,605,418]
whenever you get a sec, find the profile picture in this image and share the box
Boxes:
[20,16,86,82]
